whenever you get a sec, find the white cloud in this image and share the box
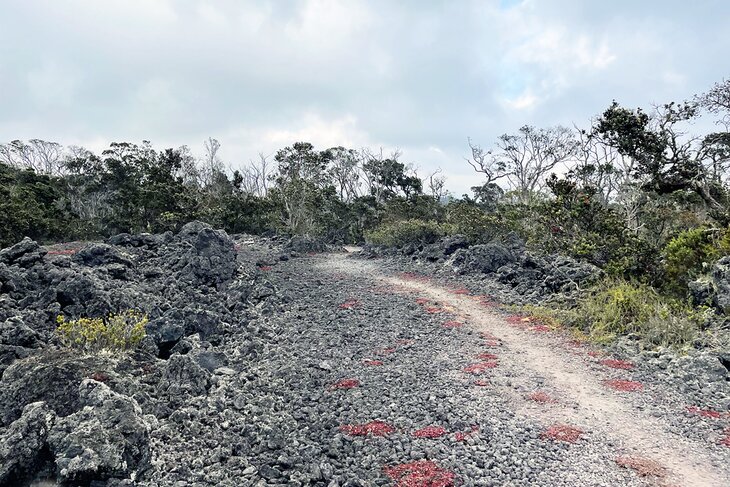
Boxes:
[27,61,79,108]
[503,90,539,110]
[2,0,729,196]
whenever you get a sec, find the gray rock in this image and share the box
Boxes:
[175,221,237,288]
[192,349,228,372]
[73,243,133,268]
[0,401,55,485]
[0,237,45,265]
[160,354,210,397]
[448,243,517,274]
[439,235,469,256]
[0,353,104,426]
[47,380,150,483]
[0,316,40,347]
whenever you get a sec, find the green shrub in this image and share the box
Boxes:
[56,310,148,352]
[662,226,724,294]
[444,202,512,244]
[530,280,708,348]
[365,219,448,247]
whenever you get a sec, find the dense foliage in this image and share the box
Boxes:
[3,79,730,346]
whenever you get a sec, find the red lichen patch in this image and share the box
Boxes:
[686,406,724,419]
[505,315,532,326]
[442,320,463,328]
[476,352,498,360]
[720,429,730,447]
[363,360,384,366]
[463,361,498,374]
[599,359,635,370]
[455,425,479,442]
[615,456,667,478]
[605,379,644,392]
[339,299,360,309]
[587,350,604,357]
[89,371,109,382]
[384,460,456,487]
[527,391,555,403]
[530,324,552,332]
[451,287,471,295]
[258,265,273,271]
[399,272,431,282]
[481,333,501,347]
[378,347,397,355]
[412,426,448,438]
[340,421,395,437]
[330,378,360,390]
[473,379,491,387]
[472,295,497,307]
[425,306,444,314]
[415,298,431,305]
[540,424,584,443]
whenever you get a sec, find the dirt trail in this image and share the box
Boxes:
[322,254,728,487]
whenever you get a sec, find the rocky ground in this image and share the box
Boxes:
[0,227,729,486]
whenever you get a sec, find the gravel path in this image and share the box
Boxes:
[143,247,730,486]
[319,253,730,486]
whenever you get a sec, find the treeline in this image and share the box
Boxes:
[0,138,437,246]
[2,79,730,304]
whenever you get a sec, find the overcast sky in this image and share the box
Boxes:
[1,0,729,195]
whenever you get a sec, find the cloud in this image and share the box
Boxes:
[27,61,80,108]
[1,0,729,195]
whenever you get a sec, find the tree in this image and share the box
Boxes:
[469,182,504,212]
[270,142,335,235]
[0,162,73,246]
[239,153,272,197]
[329,146,361,203]
[466,137,507,186]
[497,125,578,203]
[426,168,448,201]
[361,148,422,203]
[595,101,730,216]
[698,78,730,127]
[0,139,65,176]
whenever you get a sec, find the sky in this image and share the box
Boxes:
[1,0,729,195]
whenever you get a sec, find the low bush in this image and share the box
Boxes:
[527,280,710,348]
[365,219,448,248]
[56,310,148,352]
[662,226,729,294]
[444,202,512,244]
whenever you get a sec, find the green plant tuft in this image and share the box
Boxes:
[524,280,711,349]
[56,310,148,352]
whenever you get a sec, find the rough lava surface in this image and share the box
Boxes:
[0,228,728,486]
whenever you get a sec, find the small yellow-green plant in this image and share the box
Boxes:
[519,280,710,349]
[56,310,148,352]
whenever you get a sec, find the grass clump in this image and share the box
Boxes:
[525,280,711,348]
[56,310,148,352]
